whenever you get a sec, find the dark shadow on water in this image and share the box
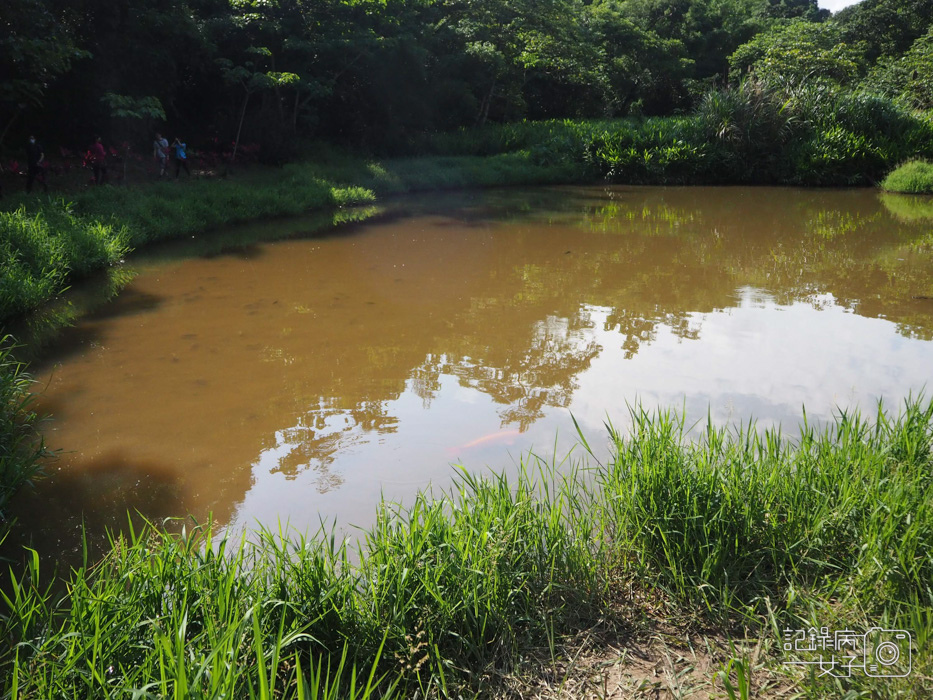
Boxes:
[0,451,186,583]
[136,205,392,265]
[5,267,144,366]
[201,243,265,260]
[17,286,165,372]
[84,286,163,321]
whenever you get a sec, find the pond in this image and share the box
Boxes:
[9,185,933,559]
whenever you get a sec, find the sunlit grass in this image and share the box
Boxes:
[0,202,128,320]
[882,159,933,194]
[3,399,931,697]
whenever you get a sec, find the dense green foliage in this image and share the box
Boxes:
[864,28,933,109]
[2,0,931,160]
[2,401,931,696]
[728,19,863,87]
[881,159,933,193]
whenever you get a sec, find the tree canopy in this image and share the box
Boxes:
[0,0,930,157]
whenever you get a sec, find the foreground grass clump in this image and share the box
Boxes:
[2,400,932,697]
[605,403,933,616]
[881,159,933,194]
[1,463,601,698]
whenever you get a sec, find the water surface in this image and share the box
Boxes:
[11,186,933,557]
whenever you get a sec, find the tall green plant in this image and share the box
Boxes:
[693,81,798,181]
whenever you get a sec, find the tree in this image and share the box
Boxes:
[617,0,765,81]
[759,0,829,21]
[0,0,86,150]
[729,19,863,89]
[863,28,933,109]
[101,93,166,182]
[589,0,695,115]
[834,0,933,63]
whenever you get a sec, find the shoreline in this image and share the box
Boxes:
[2,401,931,697]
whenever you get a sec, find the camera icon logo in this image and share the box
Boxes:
[864,628,912,677]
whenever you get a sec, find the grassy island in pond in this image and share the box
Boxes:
[882,159,933,194]
[2,401,932,698]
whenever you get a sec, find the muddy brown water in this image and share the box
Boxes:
[7,185,933,562]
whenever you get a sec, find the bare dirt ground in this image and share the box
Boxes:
[499,619,797,699]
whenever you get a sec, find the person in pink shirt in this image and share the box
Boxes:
[88,136,107,185]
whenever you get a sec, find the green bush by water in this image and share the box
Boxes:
[3,400,932,697]
[881,160,933,194]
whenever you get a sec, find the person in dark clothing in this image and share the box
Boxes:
[172,137,191,178]
[89,136,107,185]
[26,135,48,193]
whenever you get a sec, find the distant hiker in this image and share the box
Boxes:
[26,135,48,193]
[172,137,190,178]
[153,132,169,177]
[89,136,108,185]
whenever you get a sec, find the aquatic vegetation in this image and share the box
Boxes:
[2,400,932,697]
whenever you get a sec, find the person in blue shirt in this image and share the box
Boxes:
[172,137,191,178]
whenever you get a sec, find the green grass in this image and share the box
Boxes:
[0,202,128,320]
[881,159,933,194]
[2,399,931,697]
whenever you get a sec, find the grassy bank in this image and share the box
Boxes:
[0,151,584,323]
[2,400,931,697]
